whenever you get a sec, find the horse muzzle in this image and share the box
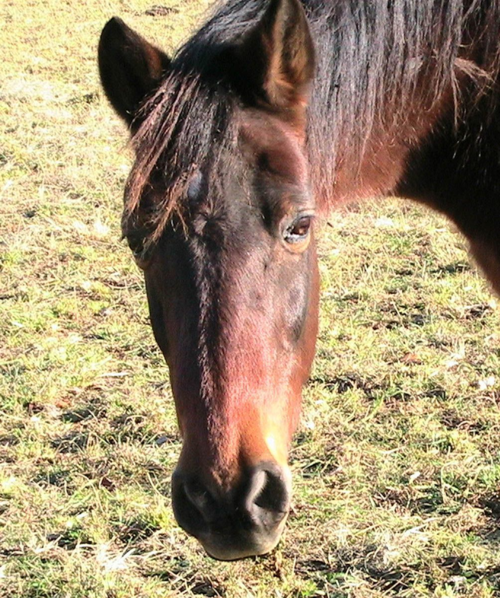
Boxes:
[171,461,291,560]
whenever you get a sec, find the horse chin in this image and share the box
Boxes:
[199,517,288,561]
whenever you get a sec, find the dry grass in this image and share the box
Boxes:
[1,1,500,596]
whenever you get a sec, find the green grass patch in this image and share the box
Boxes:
[2,0,500,596]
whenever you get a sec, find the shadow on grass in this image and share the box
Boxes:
[295,545,500,595]
[50,431,90,453]
[147,563,225,597]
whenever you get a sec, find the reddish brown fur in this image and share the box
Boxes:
[240,111,310,183]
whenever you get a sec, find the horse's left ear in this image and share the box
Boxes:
[231,0,315,125]
[98,17,170,128]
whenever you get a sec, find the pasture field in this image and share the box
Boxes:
[2,0,500,596]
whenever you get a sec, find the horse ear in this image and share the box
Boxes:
[233,0,315,124]
[98,17,170,127]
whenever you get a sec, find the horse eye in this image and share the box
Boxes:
[127,235,143,255]
[284,215,312,244]
[127,235,150,267]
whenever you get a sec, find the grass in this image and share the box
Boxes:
[1,0,500,596]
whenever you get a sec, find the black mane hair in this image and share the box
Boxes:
[125,0,500,242]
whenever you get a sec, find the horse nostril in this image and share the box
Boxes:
[171,472,218,537]
[244,463,291,525]
[184,480,217,519]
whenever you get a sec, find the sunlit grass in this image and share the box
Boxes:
[1,1,500,596]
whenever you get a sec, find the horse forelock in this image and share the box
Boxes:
[123,64,239,248]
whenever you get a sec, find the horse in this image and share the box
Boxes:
[98,0,500,560]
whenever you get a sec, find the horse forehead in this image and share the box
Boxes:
[239,112,309,184]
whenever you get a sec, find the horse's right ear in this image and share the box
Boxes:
[98,17,170,127]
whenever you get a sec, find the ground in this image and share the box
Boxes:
[1,1,500,596]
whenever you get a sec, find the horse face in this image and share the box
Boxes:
[99,0,316,559]
[143,111,319,559]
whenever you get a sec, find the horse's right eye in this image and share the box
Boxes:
[127,235,143,254]
[127,236,151,268]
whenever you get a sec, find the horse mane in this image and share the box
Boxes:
[306,0,500,203]
[124,0,500,245]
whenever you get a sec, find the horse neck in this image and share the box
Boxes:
[302,0,497,213]
[306,96,451,211]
